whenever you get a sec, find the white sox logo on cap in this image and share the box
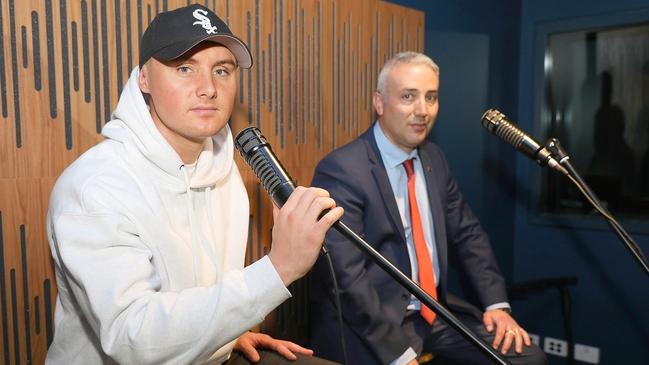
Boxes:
[192,9,218,34]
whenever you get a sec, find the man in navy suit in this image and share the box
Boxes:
[309,52,547,365]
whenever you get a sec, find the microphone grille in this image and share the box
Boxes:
[234,127,292,199]
[249,151,282,194]
[235,127,267,159]
[481,108,526,148]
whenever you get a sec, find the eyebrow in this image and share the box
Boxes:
[170,57,237,67]
[400,88,438,94]
[212,59,237,67]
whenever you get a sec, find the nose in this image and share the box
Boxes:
[196,72,217,99]
[414,96,428,117]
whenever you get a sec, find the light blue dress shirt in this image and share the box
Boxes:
[373,122,441,307]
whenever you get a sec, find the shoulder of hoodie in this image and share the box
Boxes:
[49,139,142,217]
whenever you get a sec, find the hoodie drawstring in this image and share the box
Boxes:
[181,165,201,284]
[181,165,222,284]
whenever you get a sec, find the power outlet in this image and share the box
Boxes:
[544,336,568,357]
[574,344,600,364]
[527,332,540,347]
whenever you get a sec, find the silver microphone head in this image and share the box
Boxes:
[481,108,530,151]
[481,108,568,175]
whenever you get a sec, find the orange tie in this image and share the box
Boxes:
[403,158,437,325]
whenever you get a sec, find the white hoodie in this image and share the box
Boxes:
[46,68,290,365]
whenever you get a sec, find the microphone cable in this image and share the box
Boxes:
[320,245,349,365]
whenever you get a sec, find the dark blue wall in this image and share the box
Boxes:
[388,0,649,364]
[515,1,649,364]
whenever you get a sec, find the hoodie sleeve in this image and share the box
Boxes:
[50,197,290,365]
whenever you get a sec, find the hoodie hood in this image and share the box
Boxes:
[102,67,234,188]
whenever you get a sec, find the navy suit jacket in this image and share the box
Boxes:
[309,126,508,365]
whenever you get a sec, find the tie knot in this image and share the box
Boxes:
[403,158,415,177]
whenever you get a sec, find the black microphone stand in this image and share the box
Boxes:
[545,138,649,278]
[234,126,510,364]
[331,220,511,365]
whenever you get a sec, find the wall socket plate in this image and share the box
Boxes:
[544,336,568,357]
[528,332,540,347]
[574,344,600,364]
[536,334,600,363]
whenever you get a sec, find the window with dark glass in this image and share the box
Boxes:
[540,23,649,219]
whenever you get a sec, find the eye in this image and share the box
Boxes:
[177,65,192,74]
[402,93,413,101]
[426,94,437,103]
[214,65,235,77]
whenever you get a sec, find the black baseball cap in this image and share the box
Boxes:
[139,4,252,69]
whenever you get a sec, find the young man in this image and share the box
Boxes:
[309,52,547,365]
[46,5,342,364]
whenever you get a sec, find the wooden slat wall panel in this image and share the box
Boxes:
[0,0,423,363]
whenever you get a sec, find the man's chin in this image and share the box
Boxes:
[409,133,428,145]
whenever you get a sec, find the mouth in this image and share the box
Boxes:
[191,106,219,115]
[410,123,428,132]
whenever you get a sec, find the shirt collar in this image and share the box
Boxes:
[373,122,419,169]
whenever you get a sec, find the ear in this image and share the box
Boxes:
[373,91,384,116]
[138,64,151,93]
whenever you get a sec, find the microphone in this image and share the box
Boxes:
[481,108,567,175]
[234,127,295,208]
[235,126,335,256]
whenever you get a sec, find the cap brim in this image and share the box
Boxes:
[154,34,253,69]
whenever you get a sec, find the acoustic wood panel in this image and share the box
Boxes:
[0,0,423,363]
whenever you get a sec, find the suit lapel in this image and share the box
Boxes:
[362,130,406,241]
